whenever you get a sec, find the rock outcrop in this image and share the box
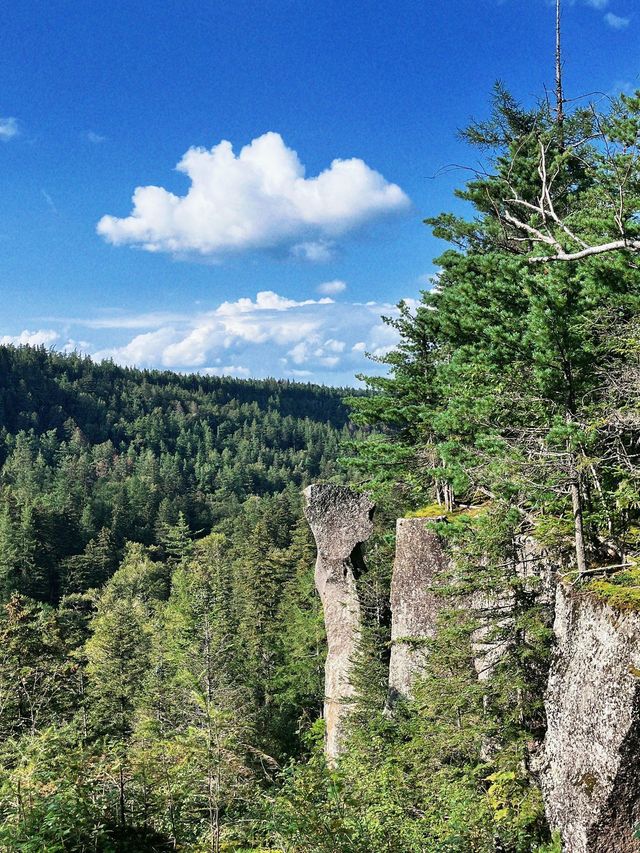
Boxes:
[538,584,640,853]
[303,484,375,763]
[388,517,450,701]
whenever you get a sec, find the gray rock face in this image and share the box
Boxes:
[303,484,374,763]
[538,584,640,853]
[388,518,450,701]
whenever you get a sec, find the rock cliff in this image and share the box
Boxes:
[538,584,640,853]
[303,484,375,763]
[305,488,640,848]
[388,517,450,701]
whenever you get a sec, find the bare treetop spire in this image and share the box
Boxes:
[555,0,565,143]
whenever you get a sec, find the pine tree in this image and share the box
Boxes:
[137,534,256,851]
[85,563,154,829]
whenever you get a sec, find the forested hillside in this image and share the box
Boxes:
[0,346,350,602]
[0,346,353,850]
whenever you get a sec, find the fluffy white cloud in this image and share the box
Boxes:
[583,0,609,8]
[90,291,335,368]
[61,339,91,353]
[95,327,178,366]
[97,132,410,259]
[604,11,630,28]
[0,329,59,346]
[0,330,92,355]
[317,279,347,295]
[0,117,19,141]
[50,289,426,383]
[291,241,334,262]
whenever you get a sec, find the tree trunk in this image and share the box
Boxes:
[119,764,126,828]
[569,456,587,574]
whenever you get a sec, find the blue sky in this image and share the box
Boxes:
[1,0,637,385]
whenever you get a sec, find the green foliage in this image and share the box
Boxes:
[349,87,640,580]
[408,501,489,520]
[589,565,640,610]
[0,347,352,850]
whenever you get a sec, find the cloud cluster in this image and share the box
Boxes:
[97,132,410,260]
[317,279,347,295]
[91,291,340,368]
[69,288,410,383]
[0,329,88,354]
[0,329,60,346]
[580,0,631,28]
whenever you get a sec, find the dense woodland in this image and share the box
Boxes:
[3,85,640,852]
[0,349,351,850]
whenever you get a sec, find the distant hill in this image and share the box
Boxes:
[0,345,357,603]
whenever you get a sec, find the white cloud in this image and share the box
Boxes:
[201,365,250,378]
[61,339,91,353]
[287,342,310,365]
[86,131,106,144]
[94,327,178,366]
[368,321,402,357]
[291,241,335,262]
[324,338,346,353]
[216,290,333,314]
[54,289,425,383]
[91,291,336,369]
[317,279,347,295]
[97,132,410,259]
[0,117,19,141]
[0,329,60,346]
[67,310,190,330]
[604,11,630,27]
[584,0,609,8]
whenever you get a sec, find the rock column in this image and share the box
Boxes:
[388,518,450,702]
[303,484,374,763]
